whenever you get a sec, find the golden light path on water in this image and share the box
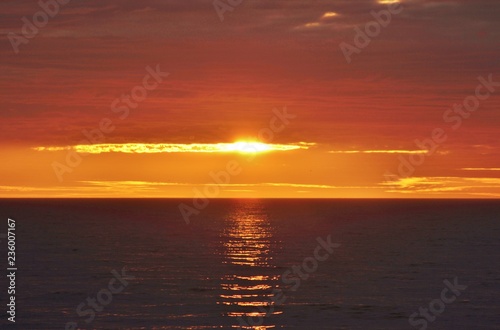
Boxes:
[218,200,282,329]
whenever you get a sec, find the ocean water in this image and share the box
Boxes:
[0,199,499,329]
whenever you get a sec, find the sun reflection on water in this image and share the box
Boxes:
[218,200,282,329]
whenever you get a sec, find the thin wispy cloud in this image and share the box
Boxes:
[81,181,337,189]
[382,177,500,195]
[328,150,428,154]
[33,142,314,154]
[460,168,500,171]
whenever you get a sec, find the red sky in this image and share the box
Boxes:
[0,0,499,197]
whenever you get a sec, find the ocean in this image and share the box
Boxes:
[0,199,499,329]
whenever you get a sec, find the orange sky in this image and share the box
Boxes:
[0,0,499,198]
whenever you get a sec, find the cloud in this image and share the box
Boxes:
[382,176,500,195]
[32,142,314,154]
[328,150,428,154]
[81,181,337,189]
[460,168,500,171]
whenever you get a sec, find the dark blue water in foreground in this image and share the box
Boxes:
[0,199,499,329]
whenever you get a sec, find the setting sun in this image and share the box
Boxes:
[224,141,271,153]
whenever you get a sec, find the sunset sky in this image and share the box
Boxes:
[1,0,499,198]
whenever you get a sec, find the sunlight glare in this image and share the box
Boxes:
[225,141,272,153]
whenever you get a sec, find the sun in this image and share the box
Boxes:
[224,141,272,153]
